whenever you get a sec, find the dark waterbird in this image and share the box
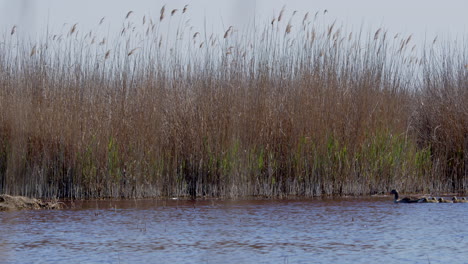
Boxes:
[390,189,425,203]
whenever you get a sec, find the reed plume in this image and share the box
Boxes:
[160,5,165,21]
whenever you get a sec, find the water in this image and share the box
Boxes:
[1,197,467,264]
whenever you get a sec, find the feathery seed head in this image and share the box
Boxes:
[160,5,166,21]
[126,11,133,19]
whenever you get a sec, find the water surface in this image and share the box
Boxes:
[1,197,467,263]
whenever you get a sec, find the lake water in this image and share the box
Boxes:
[0,197,467,264]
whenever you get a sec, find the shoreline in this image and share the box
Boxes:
[2,192,466,210]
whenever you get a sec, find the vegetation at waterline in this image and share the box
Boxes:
[0,6,467,199]
[0,194,62,210]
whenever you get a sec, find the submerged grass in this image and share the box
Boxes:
[0,6,467,199]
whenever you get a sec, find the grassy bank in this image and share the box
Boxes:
[0,7,467,199]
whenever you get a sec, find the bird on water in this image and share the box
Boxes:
[390,189,425,203]
[452,197,468,203]
[437,197,453,203]
[418,197,438,203]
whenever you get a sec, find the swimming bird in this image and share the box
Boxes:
[390,189,424,203]
[419,197,438,203]
[437,197,453,203]
[452,197,468,203]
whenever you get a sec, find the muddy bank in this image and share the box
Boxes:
[0,194,63,211]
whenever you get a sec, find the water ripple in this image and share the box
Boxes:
[0,198,467,263]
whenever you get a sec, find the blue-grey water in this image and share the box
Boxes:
[0,197,467,264]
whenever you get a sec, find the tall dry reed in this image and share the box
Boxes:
[0,7,466,199]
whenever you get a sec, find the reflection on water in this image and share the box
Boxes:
[1,197,467,263]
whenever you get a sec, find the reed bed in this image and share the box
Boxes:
[0,6,466,199]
